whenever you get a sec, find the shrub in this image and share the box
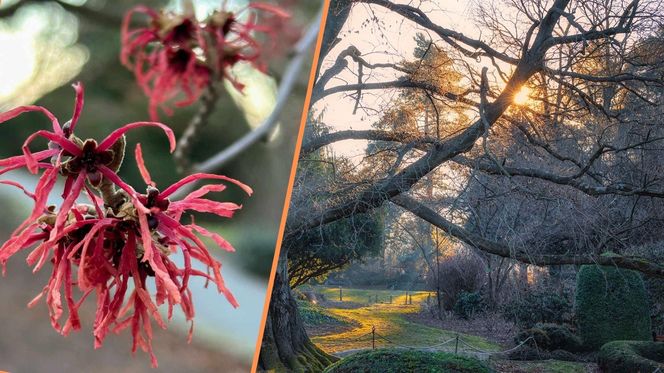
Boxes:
[454,291,486,319]
[322,349,490,373]
[515,323,583,352]
[645,277,664,334]
[502,289,571,328]
[505,345,549,361]
[430,253,486,310]
[549,349,582,362]
[505,345,582,362]
[598,341,664,372]
[575,265,651,349]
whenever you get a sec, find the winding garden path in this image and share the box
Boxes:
[309,288,500,356]
[306,287,599,372]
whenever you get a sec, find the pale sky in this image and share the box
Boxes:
[314,0,479,160]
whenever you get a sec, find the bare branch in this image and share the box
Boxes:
[194,14,322,172]
[392,194,664,278]
[174,84,219,174]
[358,0,521,65]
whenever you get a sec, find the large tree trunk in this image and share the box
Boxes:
[259,2,354,369]
[258,252,337,372]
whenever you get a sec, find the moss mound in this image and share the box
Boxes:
[322,349,490,373]
[298,300,350,327]
[260,338,337,373]
[575,265,651,349]
[598,341,664,372]
[515,323,582,352]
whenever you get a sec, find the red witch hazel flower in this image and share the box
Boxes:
[0,82,251,367]
[121,2,290,120]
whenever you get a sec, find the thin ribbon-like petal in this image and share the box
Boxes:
[0,180,36,200]
[22,130,81,173]
[246,2,291,18]
[134,143,154,186]
[160,173,252,199]
[98,122,176,153]
[70,82,85,132]
[0,105,62,135]
[188,224,235,252]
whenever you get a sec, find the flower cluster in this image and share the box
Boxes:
[0,83,251,367]
[121,3,290,120]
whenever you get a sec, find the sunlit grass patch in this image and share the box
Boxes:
[311,285,429,305]
[299,300,354,327]
[308,286,500,355]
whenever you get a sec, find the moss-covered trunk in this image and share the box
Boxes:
[259,3,353,369]
[258,253,337,372]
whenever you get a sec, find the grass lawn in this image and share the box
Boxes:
[313,286,416,304]
[303,286,500,355]
[491,360,597,373]
[323,349,491,373]
[298,300,357,336]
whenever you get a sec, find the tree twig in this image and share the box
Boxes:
[194,13,322,173]
[479,66,510,177]
[174,83,219,174]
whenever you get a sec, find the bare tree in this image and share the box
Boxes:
[259,0,664,371]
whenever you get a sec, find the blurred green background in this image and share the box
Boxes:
[0,0,319,371]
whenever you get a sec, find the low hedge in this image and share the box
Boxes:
[322,349,490,373]
[598,341,664,372]
[515,323,583,352]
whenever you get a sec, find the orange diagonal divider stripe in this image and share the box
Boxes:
[250,1,332,371]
